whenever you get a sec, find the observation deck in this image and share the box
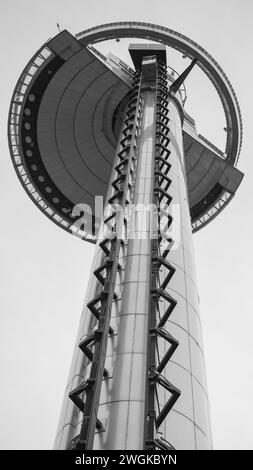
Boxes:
[8,23,243,241]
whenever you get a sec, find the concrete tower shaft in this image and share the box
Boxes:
[54,56,211,450]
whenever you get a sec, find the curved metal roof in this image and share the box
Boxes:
[8,23,243,240]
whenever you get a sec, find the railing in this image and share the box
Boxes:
[167,65,187,104]
[192,190,232,232]
[198,133,225,159]
[87,45,135,78]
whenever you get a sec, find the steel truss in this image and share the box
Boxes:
[144,61,181,451]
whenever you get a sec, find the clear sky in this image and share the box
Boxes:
[1,0,252,450]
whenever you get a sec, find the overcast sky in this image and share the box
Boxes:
[1,0,253,450]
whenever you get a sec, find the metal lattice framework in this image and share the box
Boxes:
[144,61,180,450]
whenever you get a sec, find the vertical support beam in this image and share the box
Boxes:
[169,58,197,94]
[144,64,160,447]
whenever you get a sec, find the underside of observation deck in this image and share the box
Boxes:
[8,25,243,240]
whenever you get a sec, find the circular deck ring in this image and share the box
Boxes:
[76,21,242,167]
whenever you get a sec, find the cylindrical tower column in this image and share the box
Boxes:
[54,58,212,451]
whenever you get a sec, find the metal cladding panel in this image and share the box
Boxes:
[37,47,130,220]
[183,132,244,208]
[47,30,83,59]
